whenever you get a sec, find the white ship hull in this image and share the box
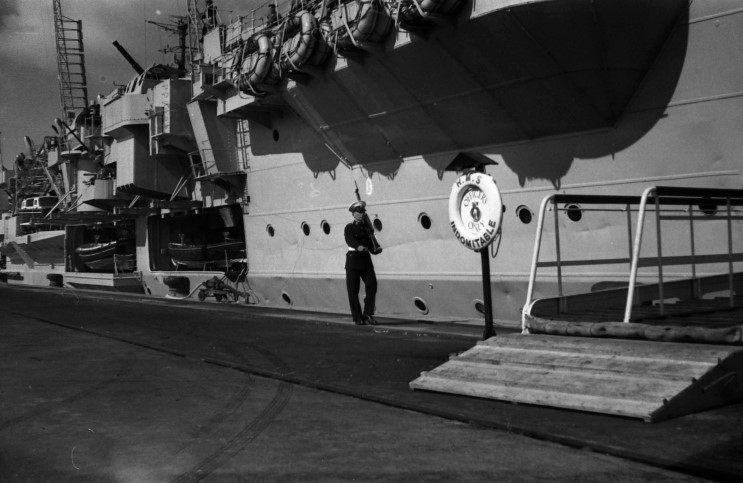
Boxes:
[221,1,743,324]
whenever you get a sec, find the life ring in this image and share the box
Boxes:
[448,172,503,252]
[280,10,317,70]
[237,34,272,94]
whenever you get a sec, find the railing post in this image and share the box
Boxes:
[626,203,633,271]
[522,194,554,333]
[727,198,735,308]
[624,186,656,322]
[689,203,699,298]
[554,198,563,300]
[655,192,665,316]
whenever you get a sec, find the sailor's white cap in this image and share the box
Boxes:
[349,200,366,212]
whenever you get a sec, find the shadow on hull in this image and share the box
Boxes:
[247,0,688,186]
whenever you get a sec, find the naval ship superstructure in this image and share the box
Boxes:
[2,0,742,327]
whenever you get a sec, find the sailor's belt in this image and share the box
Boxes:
[348,247,357,251]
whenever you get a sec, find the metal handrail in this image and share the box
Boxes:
[523,186,743,332]
[623,186,743,321]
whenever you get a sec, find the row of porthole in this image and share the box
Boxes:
[516,204,584,224]
[265,201,717,237]
[266,200,722,237]
[280,289,487,316]
[266,207,537,238]
[267,214,411,237]
[515,201,721,224]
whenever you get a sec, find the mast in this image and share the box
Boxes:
[53,0,88,124]
[147,15,191,77]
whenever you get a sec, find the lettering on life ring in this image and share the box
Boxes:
[448,172,503,251]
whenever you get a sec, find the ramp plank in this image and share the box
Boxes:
[411,334,743,422]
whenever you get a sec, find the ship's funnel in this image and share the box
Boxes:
[112,40,145,75]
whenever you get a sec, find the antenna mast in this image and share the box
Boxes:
[147,15,190,77]
[53,0,88,124]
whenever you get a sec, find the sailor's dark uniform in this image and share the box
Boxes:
[344,221,377,324]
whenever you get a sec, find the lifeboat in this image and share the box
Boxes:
[75,241,117,262]
[279,10,318,71]
[167,240,245,268]
[335,0,393,53]
[398,0,464,25]
[236,34,273,95]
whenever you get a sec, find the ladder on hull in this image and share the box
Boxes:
[410,334,743,422]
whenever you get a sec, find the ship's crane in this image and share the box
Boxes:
[53,0,88,125]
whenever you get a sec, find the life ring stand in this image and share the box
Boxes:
[448,172,503,252]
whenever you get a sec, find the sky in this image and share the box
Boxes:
[0,0,251,169]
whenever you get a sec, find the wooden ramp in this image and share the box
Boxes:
[410,334,743,422]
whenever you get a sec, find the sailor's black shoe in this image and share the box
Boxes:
[364,315,378,325]
[354,319,365,325]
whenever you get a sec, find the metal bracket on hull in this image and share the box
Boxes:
[7,242,35,268]
[444,151,498,172]
[219,102,284,130]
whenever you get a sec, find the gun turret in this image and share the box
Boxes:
[112,40,144,75]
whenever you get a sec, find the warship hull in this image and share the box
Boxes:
[208,0,742,323]
[3,0,742,326]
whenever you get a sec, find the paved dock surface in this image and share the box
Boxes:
[1,284,741,482]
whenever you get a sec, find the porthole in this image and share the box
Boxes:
[272,129,280,142]
[565,204,582,222]
[266,224,275,237]
[321,220,331,235]
[301,222,310,236]
[698,200,718,216]
[281,291,292,305]
[413,296,429,315]
[418,213,432,230]
[516,205,533,224]
[373,218,383,231]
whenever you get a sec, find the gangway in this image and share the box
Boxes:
[411,186,743,421]
[522,186,743,337]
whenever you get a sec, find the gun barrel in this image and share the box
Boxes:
[112,40,144,75]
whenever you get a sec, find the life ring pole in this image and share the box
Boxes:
[480,240,496,339]
[476,165,497,339]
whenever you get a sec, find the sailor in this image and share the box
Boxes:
[344,200,379,325]
[265,3,280,28]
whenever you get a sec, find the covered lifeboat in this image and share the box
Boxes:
[334,0,393,53]
[235,33,275,95]
[398,0,464,26]
[278,9,322,71]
